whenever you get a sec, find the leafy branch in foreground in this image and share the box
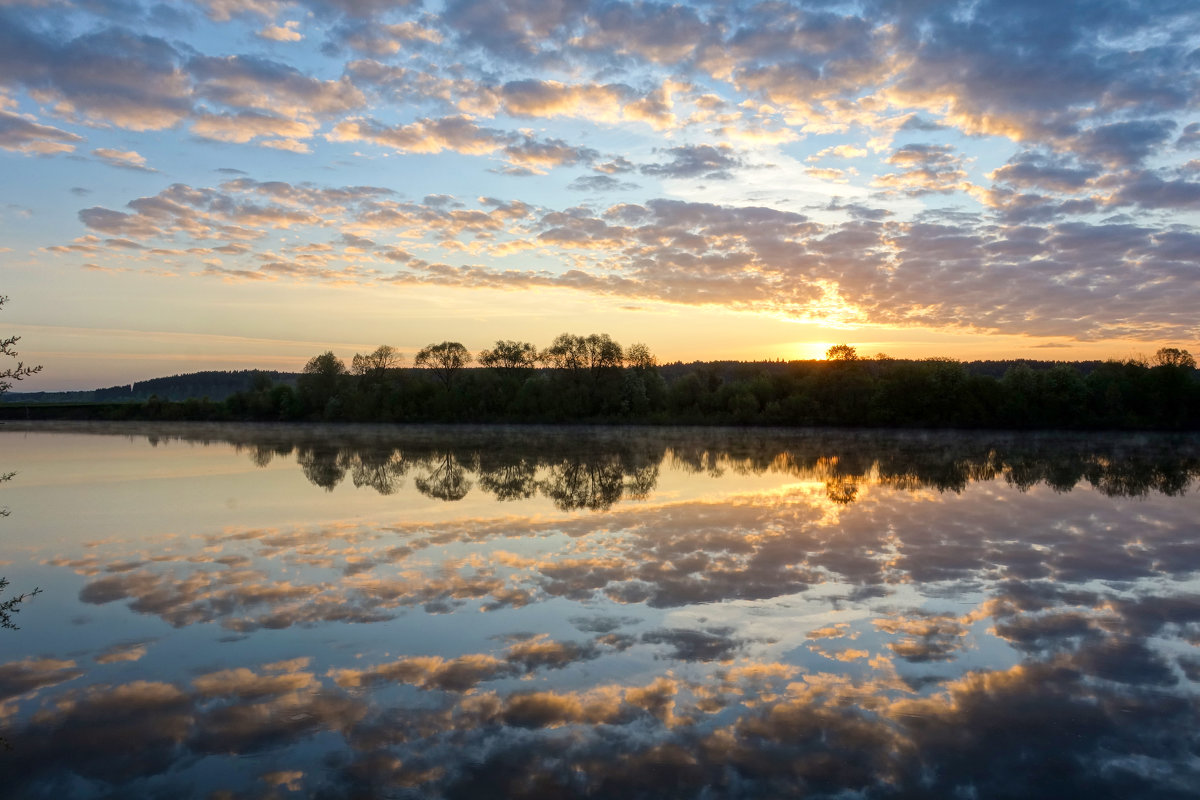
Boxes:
[0,578,41,630]
[2,294,43,629]
[1,296,42,395]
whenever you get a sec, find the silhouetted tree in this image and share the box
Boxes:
[826,344,858,361]
[582,333,624,378]
[298,351,348,418]
[415,341,471,390]
[351,345,402,379]
[540,333,588,373]
[540,333,624,415]
[626,342,656,370]
[479,340,538,374]
[1153,347,1196,368]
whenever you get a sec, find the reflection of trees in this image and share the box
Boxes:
[350,449,408,495]
[247,430,1200,505]
[539,446,660,511]
[239,430,1200,506]
[414,452,472,502]
[623,461,658,502]
[296,445,349,491]
[249,445,275,468]
[65,424,1200,507]
[825,477,858,505]
[540,458,626,511]
[476,454,538,501]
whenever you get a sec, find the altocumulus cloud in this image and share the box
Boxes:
[2,0,1197,345]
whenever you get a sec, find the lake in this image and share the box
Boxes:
[1,422,1199,798]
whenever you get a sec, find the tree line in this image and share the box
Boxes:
[2,337,1197,430]
[221,338,1199,430]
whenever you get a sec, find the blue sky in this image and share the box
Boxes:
[2,0,1199,389]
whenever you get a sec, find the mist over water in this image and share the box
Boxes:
[2,423,1199,798]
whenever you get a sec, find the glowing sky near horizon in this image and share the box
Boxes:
[1,0,1199,390]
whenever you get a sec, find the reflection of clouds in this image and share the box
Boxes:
[58,469,1200,634]
[0,658,84,705]
[16,427,1200,795]
[330,633,625,692]
[640,627,746,663]
[3,680,193,786]
[874,613,973,663]
[5,591,1200,798]
[193,660,318,699]
[94,642,149,664]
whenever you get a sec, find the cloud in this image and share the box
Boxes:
[0,17,191,130]
[1179,123,1200,149]
[878,1,1196,145]
[258,20,303,42]
[190,110,317,146]
[873,143,971,196]
[574,1,711,65]
[328,115,507,155]
[1104,171,1200,211]
[503,136,597,172]
[640,144,744,180]
[191,54,365,118]
[0,109,83,154]
[196,0,286,22]
[1073,119,1177,167]
[989,152,1097,192]
[61,160,1200,341]
[334,20,442,55]
[328,116,598,174]
[442,0,589,63]
[568,175,639,192]
[92,147,156,171]
[808,144,868,162]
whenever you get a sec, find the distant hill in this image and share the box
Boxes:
[3,370,299,404]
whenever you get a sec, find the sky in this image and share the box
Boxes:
[1,0,1199,390]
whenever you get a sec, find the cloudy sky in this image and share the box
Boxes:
[2,0,1199,389]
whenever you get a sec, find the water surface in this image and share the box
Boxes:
[2,422,1199,798]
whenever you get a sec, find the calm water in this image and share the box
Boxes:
[2,422,1199,799]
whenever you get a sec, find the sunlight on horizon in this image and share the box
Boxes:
[1,0,1196,390]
